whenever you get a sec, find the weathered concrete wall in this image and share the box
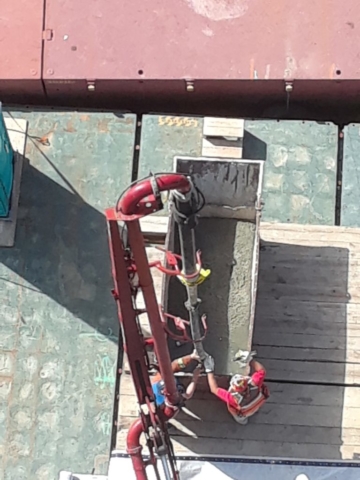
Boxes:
[175,158,262,221]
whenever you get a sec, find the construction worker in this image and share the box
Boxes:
[151,350,202,408]
[203,351,270,424]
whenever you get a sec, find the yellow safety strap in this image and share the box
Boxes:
[177,267,211,287]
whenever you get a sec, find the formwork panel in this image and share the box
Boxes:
[139,115,338,224]
[43,0,360,81]
[341,124,360,227]
[0,110,136,478]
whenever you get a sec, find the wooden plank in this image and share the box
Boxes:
[184,382,360,408]
[118,415,348,445]
[263,359,360,384]
[254,345,360,363]
[255,299,360,324]
[119,382,360,409]
[140,216,168,244]
[140,216,168,234]
[254,319,360,337]
[258,248,360,266]
[117,221,360,460]
[260,222,360,238]
[259,243,350,260]
[257,285,349,304]
[117,380,360,459]
[118,394,360,428]
[170,436,359,459]
[253,332,359,350]
[341,445,360,460]
[137,217,360,244]
[116,428,351,459]
[4,117,28,155]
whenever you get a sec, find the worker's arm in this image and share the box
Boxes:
[204,355,238,409]
[183,365,202,400]
[207,371,218,395]
[207,372,238,409]
[249,359,266,387]
[171,350,200,373]
[250,359,266,373]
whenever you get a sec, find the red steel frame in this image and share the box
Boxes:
[106,173,192,480]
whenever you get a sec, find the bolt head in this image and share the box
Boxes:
[87,84,95,92]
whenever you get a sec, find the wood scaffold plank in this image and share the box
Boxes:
[117,221,360,461]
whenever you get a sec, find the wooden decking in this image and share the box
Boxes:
[117,221,360,461]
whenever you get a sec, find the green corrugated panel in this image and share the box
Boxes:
[341,124,360,227]
[139,114,203,176]
[139,115,338,224]
[0,110,136,479]
[245,120,338,225]
[138,115,203,215]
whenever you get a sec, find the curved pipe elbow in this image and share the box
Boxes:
[126,418,144,454]
[118,174,191,216]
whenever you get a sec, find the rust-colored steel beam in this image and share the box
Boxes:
[5,1,360,123]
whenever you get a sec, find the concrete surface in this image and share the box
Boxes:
[167,218,255,375]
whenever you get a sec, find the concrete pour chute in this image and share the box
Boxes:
[163,156,264,376]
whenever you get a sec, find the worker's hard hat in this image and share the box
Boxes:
[230,374,248,392]
[154,379,185,406]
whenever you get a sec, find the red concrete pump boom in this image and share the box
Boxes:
[105,173,205,480]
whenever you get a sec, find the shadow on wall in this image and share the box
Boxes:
[0,158,118,341]
[242,129,267,161]
[164,241,350,461]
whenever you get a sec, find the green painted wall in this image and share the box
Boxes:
[342,124,360,227]
[0,110,135,479]
[139,115,338,225]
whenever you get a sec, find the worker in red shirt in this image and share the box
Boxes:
[204,351,269,424]
[151,350,202,409]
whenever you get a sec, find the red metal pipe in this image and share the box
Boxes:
[118,174,191,216]
[126,219,181,407]
[106,217,154,404]
[127,418,148,480]
[127,408,179,480]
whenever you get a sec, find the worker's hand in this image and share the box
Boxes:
[204,354,215,373]
[190,349,201,362]
[193,364,202,382]
[233,349,257,366]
